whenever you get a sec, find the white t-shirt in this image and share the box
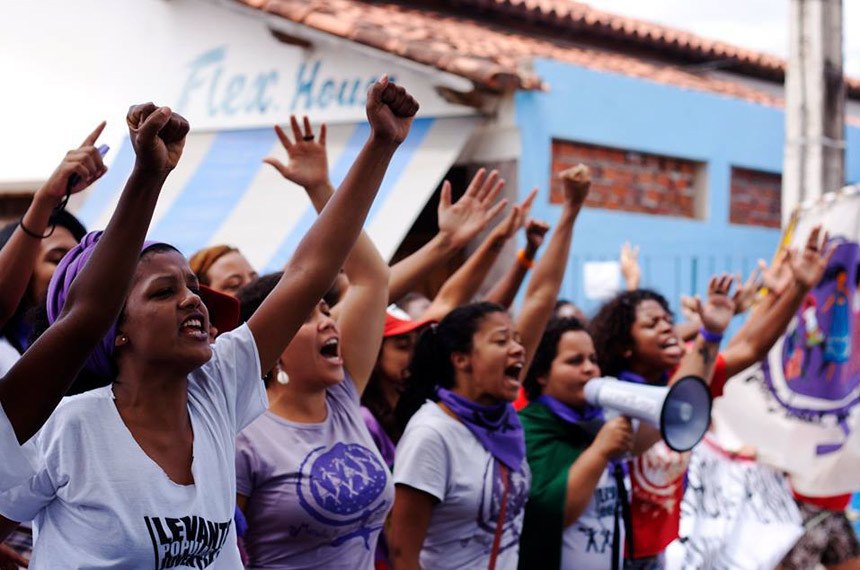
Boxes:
[0,337,20,376]
[0,324,267,569]
[0,338,38,490]
[561,466,625,570]
[394,402,531,570]
[0,402,36,491]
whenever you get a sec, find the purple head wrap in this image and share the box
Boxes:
[46,231,168,379]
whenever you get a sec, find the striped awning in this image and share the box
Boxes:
[73,116,481,270]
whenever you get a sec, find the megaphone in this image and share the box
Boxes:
[583,375,712,452]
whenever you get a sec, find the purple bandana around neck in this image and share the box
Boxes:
[436,387,525,471]
[46,231,167,379]
[535,394,604,424]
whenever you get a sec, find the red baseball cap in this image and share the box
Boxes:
[200,284,241,337]
[384,305,432,338]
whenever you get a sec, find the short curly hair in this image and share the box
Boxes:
[524,317,588,401]
[588,289,672,378]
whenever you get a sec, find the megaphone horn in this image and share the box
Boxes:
[583,375,712,452]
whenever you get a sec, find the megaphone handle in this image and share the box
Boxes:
[602,408,639,428]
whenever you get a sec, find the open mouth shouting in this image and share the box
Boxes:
[319,336,344,366]
[504,362,525,385]
[660,335,684,359]
[179,313,208,341]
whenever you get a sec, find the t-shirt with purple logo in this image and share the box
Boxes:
[236,375,394,569]
[394,401,531,570]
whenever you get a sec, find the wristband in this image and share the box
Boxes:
[517,249,535,269]
[699,327,723,344]
[19,220,54,239]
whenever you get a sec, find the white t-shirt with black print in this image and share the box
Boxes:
[562,466,626,570]
[394,401,531,570]
[0,324,267,569]
[236,374,394,570]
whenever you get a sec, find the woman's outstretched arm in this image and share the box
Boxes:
[0,104,189,443]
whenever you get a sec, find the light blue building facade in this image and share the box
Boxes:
[516,58,860,318]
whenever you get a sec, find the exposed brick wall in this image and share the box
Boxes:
[729,167,781,228]
[550,139,702,218]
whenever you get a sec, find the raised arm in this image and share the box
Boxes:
[669,274,735,386]
[484,219,549,308]
[0,124,107,327]
[0,104,188,442]
[265,115,388,391]
[388,169,507,303]
[722,227,832,378]
[248,77,418,373]
[419,188,528,322]
[516,166,588,373]
[620,242,641,292]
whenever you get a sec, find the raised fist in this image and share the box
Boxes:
[366,75,419,145]
[126,103,190,173]
[558,164,591,208]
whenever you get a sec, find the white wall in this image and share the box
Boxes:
[0,0,473,185]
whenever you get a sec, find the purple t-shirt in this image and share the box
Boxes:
[236,375,394,569]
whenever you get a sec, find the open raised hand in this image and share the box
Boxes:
[126,104,190,173]
[437,168,507,249]
[366,75,419,145]
[558,164,591,208]
[731,267,763,315]
[789,225,835,290]
[690,274,737,335]
[489,204,524,244]
[488,188,538,243]
[758,250,793,297]
[620,242,641,291]
[679,294,703,326]
[264,115,330,191]
[39,122,108,202]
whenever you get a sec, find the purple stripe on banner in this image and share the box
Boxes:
[816,442,844,455]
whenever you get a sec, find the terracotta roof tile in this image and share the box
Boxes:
[462,0,857,90]
[234,0,858,107]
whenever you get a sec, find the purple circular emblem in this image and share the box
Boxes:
[297,442,389,526]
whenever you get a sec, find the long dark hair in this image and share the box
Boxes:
[523,317,588,401]
[589,289,672,378]
[394,301,506,435]
[361,344,399,441]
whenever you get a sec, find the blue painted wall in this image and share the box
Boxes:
[516,59,860,323]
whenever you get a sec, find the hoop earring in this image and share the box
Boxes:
[276,369,290,385]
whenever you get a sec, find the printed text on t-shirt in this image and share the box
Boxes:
[144,515,231,569]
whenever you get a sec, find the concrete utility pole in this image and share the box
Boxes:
[783,0,846,224]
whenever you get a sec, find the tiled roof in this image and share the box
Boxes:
[235,0,859,106]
